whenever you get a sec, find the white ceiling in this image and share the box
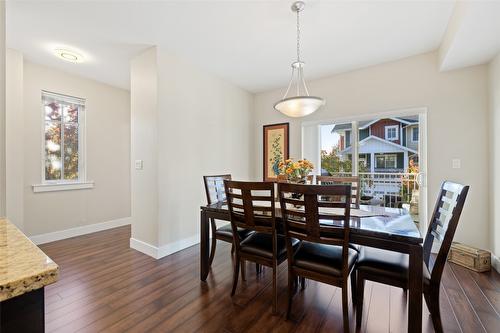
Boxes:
[439,1,500,71]
[6,1,500,93]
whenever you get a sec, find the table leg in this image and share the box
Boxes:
[200,209,210,281]
[408,244,423,333]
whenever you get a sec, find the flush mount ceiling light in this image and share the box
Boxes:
[54,48,84,63]
[274,1,325,118]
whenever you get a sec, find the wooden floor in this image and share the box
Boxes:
[40,226,500,333]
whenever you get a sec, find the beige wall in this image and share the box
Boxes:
[253,52,490,250]
[19,59,131,236]
[6,49,24,229]
[489,53,500,260]
[0,2,5,217]
[130,47,253,256]
[156,49,253,247]
[130,47,159,246]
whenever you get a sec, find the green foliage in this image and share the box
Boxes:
[321,147,371,175]
[44,101,79,180]
[321,148,347,174]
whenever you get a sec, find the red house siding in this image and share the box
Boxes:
[369,119,401,145]
[339,135,345,150]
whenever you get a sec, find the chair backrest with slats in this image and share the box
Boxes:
[278,183,352,276]
[423,181,469,285]
[224,180,276,244]
[203,174,232,205]
[316,176,360,208]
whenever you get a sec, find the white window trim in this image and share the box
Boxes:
[385,125,399,141]
[36,91,93,192]
[411,126,419,142]
[32,181,94,193]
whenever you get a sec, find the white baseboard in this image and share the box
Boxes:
[129,237,159,258]
[130,234,199,259]
[157,234,199,259]
[492,254,500,273]
[30,217,131,245]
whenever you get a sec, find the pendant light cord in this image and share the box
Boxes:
[274,1,325,115]
[281,2,313,100]
[296,9,301,62]
[296,9,301,95]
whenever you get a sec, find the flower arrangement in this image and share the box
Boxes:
[401,158,419,205]
[278,158,314,182]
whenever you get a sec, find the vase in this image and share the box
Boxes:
[289,176,306,184]
[287,177,306,201]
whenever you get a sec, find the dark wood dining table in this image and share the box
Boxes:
[199,203,424,333]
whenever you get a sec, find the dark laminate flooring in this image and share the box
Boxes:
[40,226,500,332]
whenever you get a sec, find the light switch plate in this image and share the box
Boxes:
[452,159,461,169]
[135,160,144,170]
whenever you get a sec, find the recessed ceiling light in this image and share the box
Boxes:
[54,48,84,63]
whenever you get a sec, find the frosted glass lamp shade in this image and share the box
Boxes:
[274,96,325,118]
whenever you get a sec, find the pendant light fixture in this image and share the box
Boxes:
[274,1,325,118]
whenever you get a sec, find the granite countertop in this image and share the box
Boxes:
[0,218,59,302]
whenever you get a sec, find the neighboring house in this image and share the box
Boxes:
[334,117,419,173]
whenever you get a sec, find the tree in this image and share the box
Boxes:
[321,147,351,174]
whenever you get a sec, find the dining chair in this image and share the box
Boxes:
[203,175,254,267]
[224,180,299,314]
[278,183,357,332]
[316,175,361,208]
[354,181,469,332]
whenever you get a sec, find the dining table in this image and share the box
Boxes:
[199,202,424,333]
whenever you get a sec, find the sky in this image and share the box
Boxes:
[320,124,340,153]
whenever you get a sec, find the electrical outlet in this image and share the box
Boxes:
[135,160,144,170]
[452,159,461,169]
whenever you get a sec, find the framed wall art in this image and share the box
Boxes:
[263,123,289,181]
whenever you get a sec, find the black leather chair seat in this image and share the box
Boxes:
[294,241,358,277]
[355,247,431,285]
[240,232,299,259]
[350,244,361,252]
[215,224,252,240]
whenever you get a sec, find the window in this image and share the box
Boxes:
[42,91,85,183]
[376,156,385,169]
[376,154,397,169]
[385,125,399,141]
[411,127,419,142]
[345,130,351,147]
[385,155,397,168]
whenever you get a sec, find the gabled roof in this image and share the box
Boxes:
[331,116,418,133]
[358,117,418,130]
[339,135,418,154]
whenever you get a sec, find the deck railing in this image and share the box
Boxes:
[327,172,419,208]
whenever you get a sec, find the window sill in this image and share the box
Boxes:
[32,181,94,193]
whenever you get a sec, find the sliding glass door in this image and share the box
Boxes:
[306,110,427,231]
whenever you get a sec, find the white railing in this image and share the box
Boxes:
[328,172,419,208]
